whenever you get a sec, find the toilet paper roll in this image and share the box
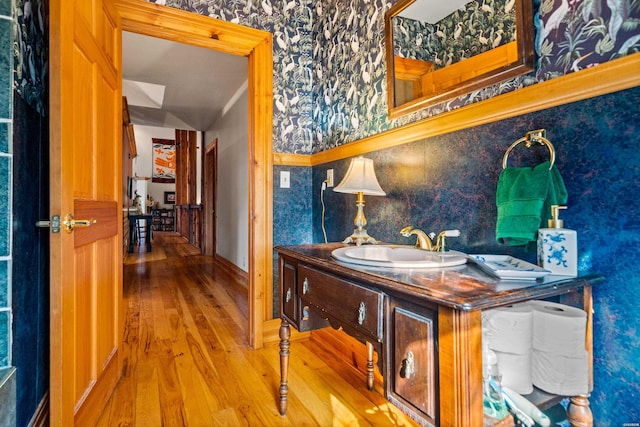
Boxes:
[531,300,586,358]
[483,303,533,354]
[495,351,533,395]
[532,349,589,396]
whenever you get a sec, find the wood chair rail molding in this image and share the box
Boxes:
[273,52,640,167]
[273,153,313,167]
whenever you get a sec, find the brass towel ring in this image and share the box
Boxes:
[502,129,556,170]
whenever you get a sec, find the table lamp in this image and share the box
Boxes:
[334,157,386,246]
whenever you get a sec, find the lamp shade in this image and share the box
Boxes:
[334,157,386,196]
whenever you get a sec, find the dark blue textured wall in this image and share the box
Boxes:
[303,86,640,425]
[273,165,313,312]
[11,93,49,427]
[273,165,314,248]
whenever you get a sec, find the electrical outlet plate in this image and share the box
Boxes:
[326,169,334,187]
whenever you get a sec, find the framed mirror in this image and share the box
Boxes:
[385,0,534,118]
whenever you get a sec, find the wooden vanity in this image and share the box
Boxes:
[276,243,604,427]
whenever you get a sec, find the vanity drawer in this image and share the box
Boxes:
[298,265,384,340]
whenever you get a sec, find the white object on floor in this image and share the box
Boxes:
[502,386,551,427]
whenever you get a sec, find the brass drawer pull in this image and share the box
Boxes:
[303,277,309,294]
[302,305,310,321]
[400,351,415,379]
[358,302,366,325]
[63,213,96,233]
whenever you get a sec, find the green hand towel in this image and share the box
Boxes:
[496,161,568,247]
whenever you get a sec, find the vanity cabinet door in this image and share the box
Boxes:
[389,300,438,425]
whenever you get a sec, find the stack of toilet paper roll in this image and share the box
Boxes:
[482,304,534,394]
[530,300,589,396]
[483,300,588,396]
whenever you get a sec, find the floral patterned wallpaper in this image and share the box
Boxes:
[393,0,517,69]
[312,0,640,152]
[11,0,640,146]
[12,0,48,116]
[146,0,639,155]
[311,0,389,150]
[150,0,316,153]
[535,0,640,79]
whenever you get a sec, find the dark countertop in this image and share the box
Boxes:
[275,243,605,311]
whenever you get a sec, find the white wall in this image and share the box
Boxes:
[204,87,248,272]
[131,125,176,209]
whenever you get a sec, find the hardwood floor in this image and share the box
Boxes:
[98,234,418,426]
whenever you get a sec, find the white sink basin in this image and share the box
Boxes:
[332,245,467,268]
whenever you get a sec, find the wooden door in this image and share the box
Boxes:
[204,140,218,256]
[49,0,122,425]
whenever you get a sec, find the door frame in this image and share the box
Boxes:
[116,0,273,348]
[204,139,218,257]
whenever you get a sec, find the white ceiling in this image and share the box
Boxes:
[122,31,248,131]
[399,0,472,24]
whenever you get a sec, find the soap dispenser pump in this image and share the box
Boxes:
[537,205,578,276]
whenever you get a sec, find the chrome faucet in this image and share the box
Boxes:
[400,226,460,252]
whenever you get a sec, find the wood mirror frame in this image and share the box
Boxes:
[385,0,534,118]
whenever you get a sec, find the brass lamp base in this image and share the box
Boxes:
[343,192,379,246]
[342,228,379,246]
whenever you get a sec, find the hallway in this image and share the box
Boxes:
[97,234,417,426]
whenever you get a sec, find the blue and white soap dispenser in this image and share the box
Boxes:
[537,205,578,276]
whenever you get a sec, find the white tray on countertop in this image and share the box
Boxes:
[468,254,551,280]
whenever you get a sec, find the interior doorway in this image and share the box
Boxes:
[123,33,248,280]
[203,139,218,257]
[118,0,273,348]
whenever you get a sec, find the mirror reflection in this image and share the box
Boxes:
[385,0,533,118]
